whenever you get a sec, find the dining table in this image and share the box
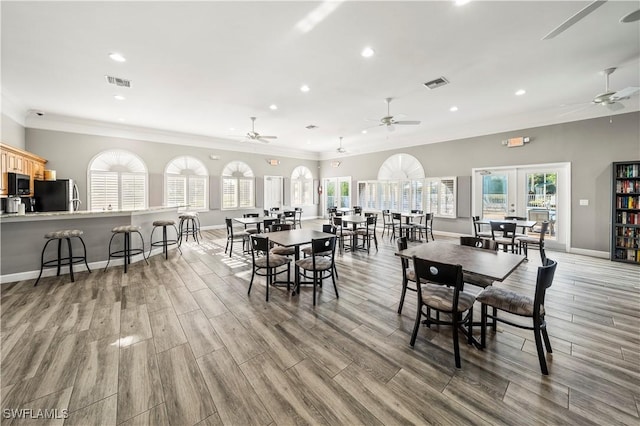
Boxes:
[395,240,525,282]
[340,214,367,251]
[233,216,265,233]
[259,228,336,295]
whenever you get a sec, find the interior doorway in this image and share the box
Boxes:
[322,177,351,216]
[472,163,570,251]
[264,176,283,211]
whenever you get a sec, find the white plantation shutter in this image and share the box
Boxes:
[291,166,313,206]
[188,176,206,209]
[238,178,254,208]
[88,150,148,211]
[222,178,238,209]
[167,176,186,206]
[121,173,146,210]
[90,171,119,210]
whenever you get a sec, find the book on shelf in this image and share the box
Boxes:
[616,163,639,178]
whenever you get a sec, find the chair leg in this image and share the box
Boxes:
[312,271,317,306]
[35,239,55,286]
[248,268,255,295]
[466,307,473,345]
[480,304,487,348]
[331,268,339,299]
[397,280,407,314]
[533,322,549,375]
[492,307,497,331]
[56,239,62,276]
[266,267,270,302]
[104,233,117,271]
[541,319,552,353]
[453,312,461,368]
[410,306,422,347]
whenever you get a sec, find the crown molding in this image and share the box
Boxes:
[1,91,28,126]
[24,113,321,161]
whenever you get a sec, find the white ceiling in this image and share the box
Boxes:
[2,1,639,160]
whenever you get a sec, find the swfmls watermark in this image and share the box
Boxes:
[2,409,69,420]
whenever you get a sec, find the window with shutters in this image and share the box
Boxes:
[88,150,147,210]
[291,166,313,206]
[222,161,254,209]
[165,156,208,210]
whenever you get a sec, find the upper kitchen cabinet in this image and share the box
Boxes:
[0,143,47,196]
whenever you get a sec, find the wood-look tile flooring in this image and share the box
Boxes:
[1,220,639,425]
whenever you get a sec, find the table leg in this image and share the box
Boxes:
[293,246,301,296]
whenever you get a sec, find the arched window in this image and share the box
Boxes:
[165,156,208,210]
[222,161,254,209]
[88,150,148,210]
[291,166,313,206]
[377,153,425,180]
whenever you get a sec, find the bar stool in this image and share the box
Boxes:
[178,212,200,245]
[105,225,148,273]
[35,229,91,286]
[149,220,182,259]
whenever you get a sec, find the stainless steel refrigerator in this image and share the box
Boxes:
[34,179,81,212]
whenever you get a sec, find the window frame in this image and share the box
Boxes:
[87,150,148,211]
[221,161,255,210]
[291,166,313,207]
[164,156,209,211]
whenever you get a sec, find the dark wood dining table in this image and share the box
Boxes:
[395,240,525,282]
[259,229,335,294]
[233,216,265,233]
[341,215,367,252]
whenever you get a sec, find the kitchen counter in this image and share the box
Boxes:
[0,206,181,282]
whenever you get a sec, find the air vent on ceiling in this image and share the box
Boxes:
[105,75,132,88]
[305,124,318,129]
[423,77,449,90]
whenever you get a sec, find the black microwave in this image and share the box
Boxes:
[7,172,31,196]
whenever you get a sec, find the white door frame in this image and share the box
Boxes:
[471,162,571,252]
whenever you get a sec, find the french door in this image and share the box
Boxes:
[323,177,351,215]
[473,163,570,250]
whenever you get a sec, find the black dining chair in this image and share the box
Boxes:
[459,236,499,289]
[248,235,291,302]
[355,214,378,252]
[243,213,260,234]
[269,223,296,257]
[518,221,549,261]
[224,218,249,258]
[295,236,338,306]
[410,257,476,369]
[472,216,492,238]
[490,221,518,253]
[477,258,558,375]
[396,237,417,314]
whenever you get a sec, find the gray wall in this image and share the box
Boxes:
[1,114,26,150]
[320,112,640,253]
[25,129,320,226]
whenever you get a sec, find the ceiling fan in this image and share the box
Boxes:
[592,67,639,110]
[243,117,277,143]
[336,136,347,154]
[372,98,421,132]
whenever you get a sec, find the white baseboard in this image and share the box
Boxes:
[0,246,175,284]
[567,247,609,259]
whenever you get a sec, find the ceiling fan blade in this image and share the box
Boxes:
[258,135,277,139]
[606,102,625,112]
[394,120,421,125]
[610,86,640,101]
[542,0,607,40]
[256,138,271,144]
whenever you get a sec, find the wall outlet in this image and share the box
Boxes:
[579,199,589,206]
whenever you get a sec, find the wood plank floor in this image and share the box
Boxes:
[1,219,639,425]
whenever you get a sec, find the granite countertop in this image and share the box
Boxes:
[0,206,179,222]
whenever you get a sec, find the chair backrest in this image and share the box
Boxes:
[411,209,423,214]
[250,235,269,254]
[504,216,526,221]
[472,216,482,237]
[263,218,278,231]
[295,207,302,211]
[263,209,270,217]
[353,206,363,215]
[333,217,344,227]
[270,223,291,232]
[244,213,259,218]
[460,236,498,251]
[382,210,391,225]
[538,221,550,242]
[425,213,433,225]
[284,210,295,218]
[412,257,464,308]
[322,224,336,234]
[490,221,516,240]
[225,218,233,235]
[366,215,376,229]
[533,258,557,317]
[397,236,409,270]
[335,211,343,217]
[311,236,336,256]
[364,212,376,218]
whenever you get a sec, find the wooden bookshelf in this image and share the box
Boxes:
[612,161,640,264]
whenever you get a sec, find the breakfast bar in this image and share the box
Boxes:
[0,206,179,282]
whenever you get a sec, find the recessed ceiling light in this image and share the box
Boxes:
[229,127,235,131]
[454,0,471,6]
[269,104,278,110]
[114,95,125,100]
[449,106,459,112]
[109,52,126,62]
[361,130,368,134]
[300,85,310,93]
[515,89,526,96]
[118,117,125,122]
[361,47,375,58]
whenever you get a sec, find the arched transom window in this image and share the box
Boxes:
[291,166,313,206]
[88,150,148,210]
[222,161,254,209]
[377,153,425,180]
[165,156,208,210]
